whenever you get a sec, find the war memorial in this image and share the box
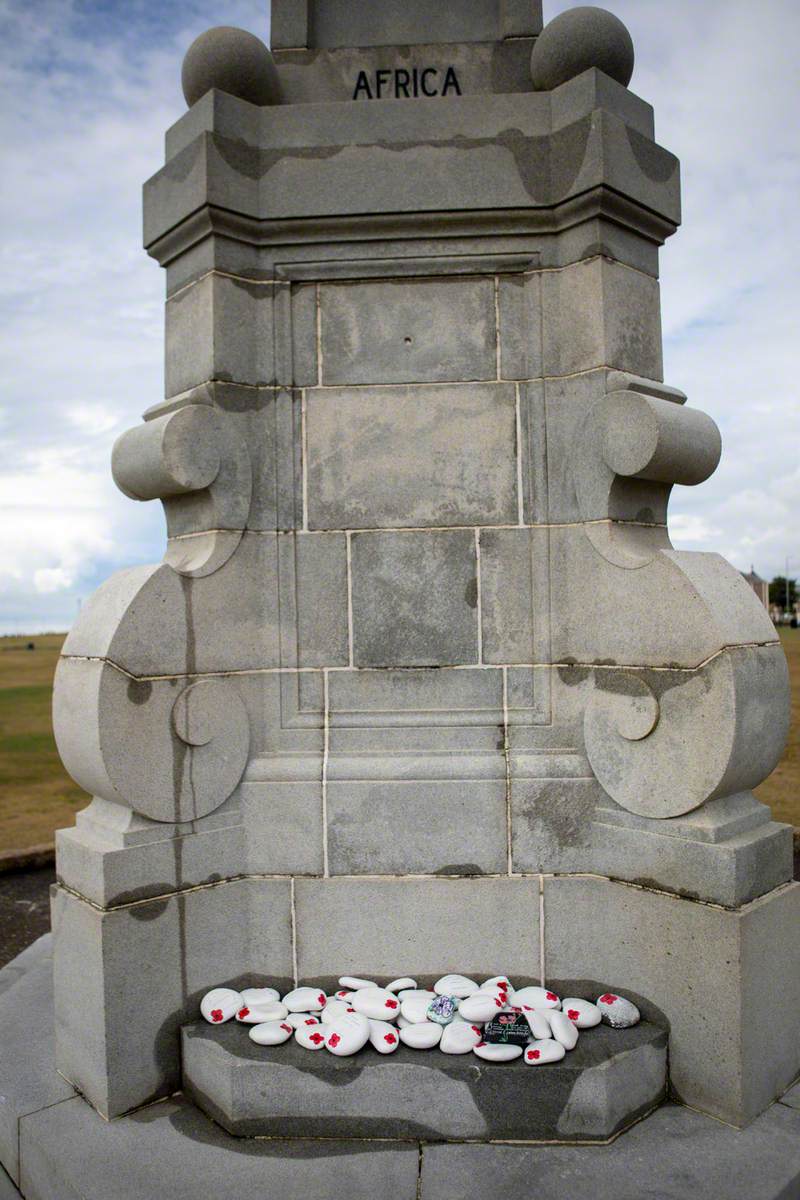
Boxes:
[1,2,799,1196]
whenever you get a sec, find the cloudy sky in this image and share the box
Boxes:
[0,0,798,633]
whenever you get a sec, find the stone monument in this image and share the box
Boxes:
[34,0,800,1161]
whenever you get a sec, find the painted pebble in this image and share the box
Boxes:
[236,1001,283,1025]
[325,1010,370,1056]
[368,1019,401,1054]
[596,993,640,1028]
[249,1020,293,1046]
[239,998,288,1024]
[512,986,561,1010]
[295,1022,327,1050]
[321,999,356,1024]
[401,993,435,1024]
[458,993,505,1023]
[386,978,417,993]
[240,987,280,1006]
[561,998,602,1029]
[440,1021,483,1054]
[523,1008,552,1041]
[473,1042,522,1062]
[350,987,401,1020]
[482,976,514,993]
[286,1013,321,1030]
[549,1010,579,1050]
[524,1039,566,1064]
[338,976,376,990]
[282,986,326,1013]
[201,987,242,1025]
[427,995,458,1025]
[434,974,479,998]
[399,1021,442,1050]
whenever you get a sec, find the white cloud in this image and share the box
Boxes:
[0,0,798,632]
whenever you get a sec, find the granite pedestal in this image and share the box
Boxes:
[41,0,798,1151]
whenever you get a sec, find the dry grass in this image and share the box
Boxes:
[755,628,800,828]
[0,628,798,854]
[0,633,87,852]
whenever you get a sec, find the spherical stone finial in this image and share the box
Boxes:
[530,6,634,92]
[181,26,281,108]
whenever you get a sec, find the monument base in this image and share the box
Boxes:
[182,1019,667,1141]
[3,937,800,1200]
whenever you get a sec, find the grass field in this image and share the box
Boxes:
[0,629,798,854]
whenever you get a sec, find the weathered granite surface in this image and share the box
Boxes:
[182,1018,667,1141]
[47,0,796,1130]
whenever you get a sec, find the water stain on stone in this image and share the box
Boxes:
[464,577,478,608]
[434,863,485,876]
[127,679,153,705]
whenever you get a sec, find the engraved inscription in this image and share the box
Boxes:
[353,66,462,100]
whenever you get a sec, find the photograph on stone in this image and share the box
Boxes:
[2,1,799,1197]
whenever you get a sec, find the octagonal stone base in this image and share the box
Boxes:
[181,1018,667,1142]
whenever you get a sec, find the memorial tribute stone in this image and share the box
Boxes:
[38,0,799,1146]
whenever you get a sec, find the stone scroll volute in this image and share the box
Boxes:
[52,401,253,822]
[576,381,789,817]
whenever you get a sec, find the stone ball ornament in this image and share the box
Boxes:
[530,6,635,91]
[181,26,281,108]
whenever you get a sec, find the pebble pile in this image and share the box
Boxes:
[200,975,640,1065]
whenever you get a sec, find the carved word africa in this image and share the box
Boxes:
[353,67,462,100]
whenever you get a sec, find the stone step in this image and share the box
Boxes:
[181,1019,667,1142]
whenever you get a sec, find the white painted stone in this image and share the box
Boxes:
[396,1014,412,1029]
[397,988,436,1000]
[524,1039,566,1065]
[283,986,327,1012]
[481,976,514,993]
[238,998,288,1024]
[400,993,435,1024]
[512,986,561,1010]
[235,1000,282,1024]
[440,1020,483,1054]
[386,977,417,992]
[597,992,641,1028]
[473,1042,523,1062]
[240,987,280,1006]
[338,976,377,990]
[321,999,356,1024]
[368,1019,401,1054]
[334,989,355,1001]
[549,1010,579,1050]
[522,1008,551,1040]
[561,997,602,1029]
[399,1021,443,1049]
[458,993,505,1022]
[295,1022,327,1050]
[200,987,242,1025]
[287,1013,322,1030]
[349,987,402,1020]
[249,1019,294,1046]
[434,974,479,998]
[325,1010,370,1056]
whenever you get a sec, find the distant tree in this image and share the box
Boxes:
[769,576,797,608]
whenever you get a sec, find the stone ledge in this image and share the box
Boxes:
[181,1018,667,1142]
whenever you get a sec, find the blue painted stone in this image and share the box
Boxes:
[427,995,458,1026]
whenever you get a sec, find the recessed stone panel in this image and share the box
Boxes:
[350,529,479,667]
[306,382,517,529]
[319,276,497,385]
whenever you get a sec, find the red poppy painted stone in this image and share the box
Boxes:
[524,1038,566,1065]
[350,987,402,1020]
[596,993,640,1028]
[325,1010,370,1056]
[561,997,602,1029]
[200,987,242,1025]
[368,1019,401,1054]
[249,1019,293,1046]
